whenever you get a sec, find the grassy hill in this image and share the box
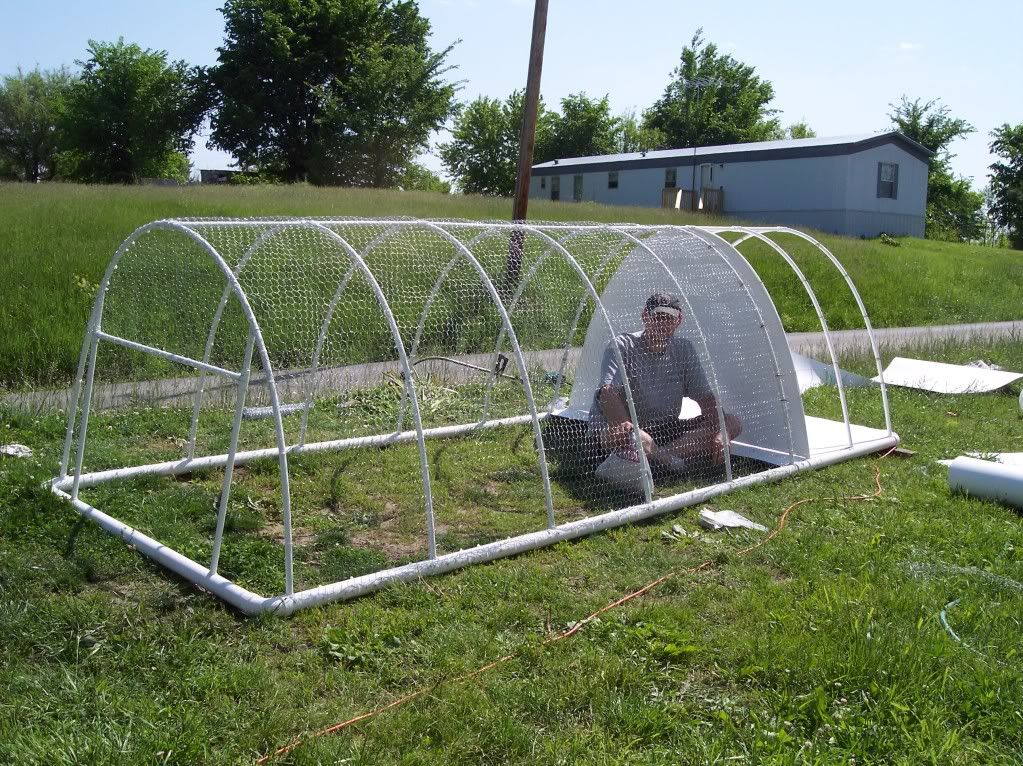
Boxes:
[2,182,1021,389]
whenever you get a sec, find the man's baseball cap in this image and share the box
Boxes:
[644,292,682,319]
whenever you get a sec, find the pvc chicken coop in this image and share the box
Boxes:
[50,219,898,615]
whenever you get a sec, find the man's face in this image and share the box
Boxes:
[641,308,682,350]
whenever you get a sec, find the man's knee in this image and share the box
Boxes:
[692,412,741,440]
[597,384,630,425]
[592,424,615,451]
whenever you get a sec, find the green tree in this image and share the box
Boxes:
[988,123,1023,249]
[979,185,1009,247]
[643,29,780,148]
[155,151,193,184]
[615,110,665,153]
[439,91,554,196]
[889,96,973,157]
[924,172,985,242]
[888,96,982,241]
[60,40,207,183]
[547,93,619,159]
[211,0,456,186]
[786,121,816,139]
[400,161,450,193]
[0,67,72,181]
[439,97,509,195]
[439,97,510,195]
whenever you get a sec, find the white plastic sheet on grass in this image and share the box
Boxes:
[698,508,768,532]
[791,351,873,393]
[873,357,1023,394]
[1,444,32,458]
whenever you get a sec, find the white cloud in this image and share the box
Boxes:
[879,41,924,53]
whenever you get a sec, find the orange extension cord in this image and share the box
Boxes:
[256,455,891,764]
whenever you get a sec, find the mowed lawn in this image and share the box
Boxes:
[1,338,1022,764]
[1,182,1022,764]
[2,181,1023,389]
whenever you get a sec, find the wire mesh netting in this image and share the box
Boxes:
[54,218,894,611]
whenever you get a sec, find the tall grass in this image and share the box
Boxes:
[2,182,1022,390]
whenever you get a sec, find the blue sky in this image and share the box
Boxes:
[2,0,1019,187]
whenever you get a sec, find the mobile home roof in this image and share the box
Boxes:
[532,131,932,176]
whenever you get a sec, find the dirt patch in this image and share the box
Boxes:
[348,530,425,561]
[260,522,317,548]
[347,521,449,562]
[763,564,792,584]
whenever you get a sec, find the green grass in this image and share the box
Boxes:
[1,338,1021,764]
[2,182,1022,390]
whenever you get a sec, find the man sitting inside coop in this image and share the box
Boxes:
[588,292,742,490]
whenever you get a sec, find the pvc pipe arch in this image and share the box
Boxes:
[373,221,560,527]
[477,226,602,423]
[187,222,292,459]
[61,219,298,593]
[303,222,441,558]
[684,227,799,465]
[399,227,500,432]
[608,226,735,481]
[764,228,892,435]
[728,228,855,449]
[518,225,659,503]
[414,220,558,528]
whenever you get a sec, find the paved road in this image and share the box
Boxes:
[4,319,1021,414]
[786,319,1023,357]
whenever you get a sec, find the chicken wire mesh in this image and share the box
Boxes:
[51,218,895,614]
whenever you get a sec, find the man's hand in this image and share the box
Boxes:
[609,421,655,456]
[710,431,726,465]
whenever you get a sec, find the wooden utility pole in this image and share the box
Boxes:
[506,0,549,290]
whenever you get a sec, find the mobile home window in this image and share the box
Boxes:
[665,168,677,188]
[877,162,898,199]
[573,174,584,201]
[608,171,619,189]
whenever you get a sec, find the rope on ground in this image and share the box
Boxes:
[255,454,892,764]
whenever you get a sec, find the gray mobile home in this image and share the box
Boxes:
[530,132,932,237]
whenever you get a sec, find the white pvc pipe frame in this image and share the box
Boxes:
[52,219,895,615]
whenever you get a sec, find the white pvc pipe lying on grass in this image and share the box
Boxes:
[947,456,1023,510]
[51,413,538,492]
[52,430,898,616]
